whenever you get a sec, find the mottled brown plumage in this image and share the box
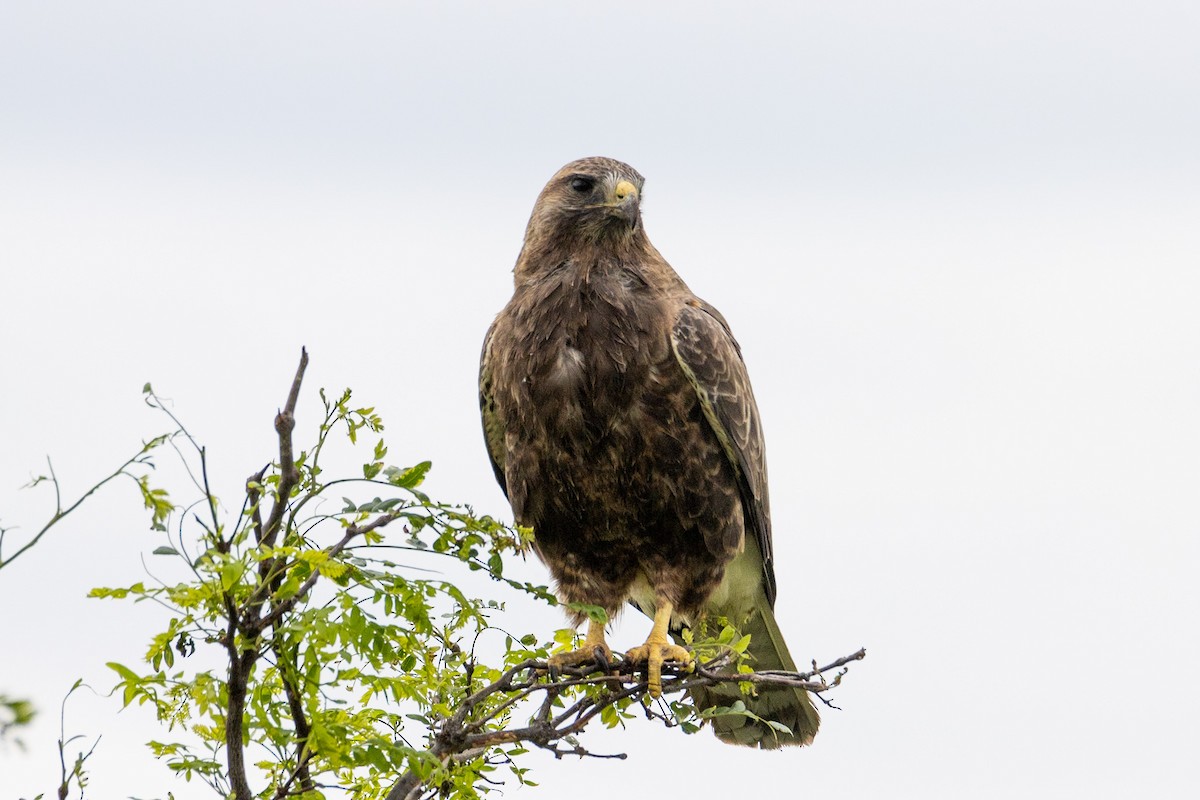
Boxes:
[479,157,818,747]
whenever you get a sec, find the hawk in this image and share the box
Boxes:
[479,157,819,747]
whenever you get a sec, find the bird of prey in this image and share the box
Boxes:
[478,157,819,747]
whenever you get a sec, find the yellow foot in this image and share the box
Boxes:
[547,617,613,676]
[547,641,614,674]
[625,640,693,697]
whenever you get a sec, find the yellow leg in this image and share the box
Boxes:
[625,601,693,697]
[548,618,613,672]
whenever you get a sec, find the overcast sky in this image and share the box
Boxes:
[2,2,1198,798]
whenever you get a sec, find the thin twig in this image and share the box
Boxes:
[252,510,402,634]
[1,443,168,571]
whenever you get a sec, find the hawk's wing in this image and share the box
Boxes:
[478,320,509,497]
[671,300,776,606]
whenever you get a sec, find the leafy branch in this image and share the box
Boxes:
[385,647,866,800]
[83,350,861,799]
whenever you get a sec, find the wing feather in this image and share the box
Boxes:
[670,301,776,605]
[478,321,509,497]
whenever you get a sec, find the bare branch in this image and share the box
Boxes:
[261,348,309,551]
[247,465,268,548]
[694,647,868,687]
[1,443,169,571]
[199,446,222,545]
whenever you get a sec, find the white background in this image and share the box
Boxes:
[2,2,1198,798]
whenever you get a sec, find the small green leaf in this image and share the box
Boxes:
[152,546,178,556]
[219,561,246,591]
[107,661,141,683]
[566,602,608,624]
[385,461,432,489]
[766,720,795,735]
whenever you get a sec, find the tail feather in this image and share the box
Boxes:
[687,595,820,749]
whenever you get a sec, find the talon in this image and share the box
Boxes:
[626,640,692,697]
[548,642,614,673]
[547,618,612,675]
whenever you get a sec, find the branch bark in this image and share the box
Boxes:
[261,347,308,551]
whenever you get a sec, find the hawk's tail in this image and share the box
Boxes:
[688,595,820,749]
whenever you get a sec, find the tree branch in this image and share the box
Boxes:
[271,627,315,796]
[224,348,309,800]
[386,647,866,800]
[261,348,308,551]
[224,645,258,800]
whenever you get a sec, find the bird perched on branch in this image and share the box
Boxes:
[479,157,818,748]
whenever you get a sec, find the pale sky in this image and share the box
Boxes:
[2,2,1198,798]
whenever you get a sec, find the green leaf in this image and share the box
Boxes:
[107,661,141,683]
[566,602,608,624]
[766,720,795,735]
[316,559,348,579]
[385,461,432,489]
[219,561,246,591]
[152,546,179,556]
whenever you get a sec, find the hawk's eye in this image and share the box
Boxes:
[569,176,595,194]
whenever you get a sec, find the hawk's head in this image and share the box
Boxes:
[522,157,647,252]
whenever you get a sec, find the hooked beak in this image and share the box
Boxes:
[607,179,640,228]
